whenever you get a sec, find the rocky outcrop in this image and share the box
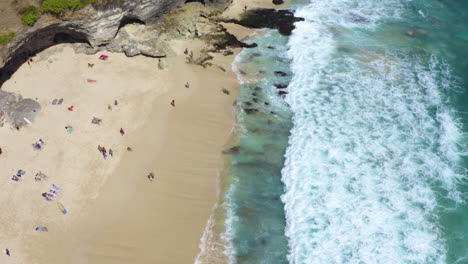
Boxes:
[220,8,304,36]
[0,90,41,128]
[0,0,232,88]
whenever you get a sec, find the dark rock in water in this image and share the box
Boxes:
[267,46,275,49]
[274,71,288,77]
[244,102,252,106]
[251,52,261,57]
[258,70,265,74]
[254,87,262,91]
[272,0,284,5]
[210,28,258,50]
[244,108,259,114]
[221,9,304,36]
[239,70,247,75]
[252,93,257,96]
[274,83,288,89]
[349,13,370,24]
[222,146,240,154]
[270,111,276,114]
[252,98,259,103]
[278,91,288,96]
[264,102,270,106]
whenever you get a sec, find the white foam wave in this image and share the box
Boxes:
[281,0,464,263]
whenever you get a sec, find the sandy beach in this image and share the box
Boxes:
[0,0,287,263]
[0,38,238,263]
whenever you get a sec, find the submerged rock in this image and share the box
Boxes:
[274,83,288,89]
[272,0,284,5]
[274,71,288,77]
[244,108,259,114]
[223,146,240,154]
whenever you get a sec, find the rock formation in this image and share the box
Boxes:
[0,0,231,87]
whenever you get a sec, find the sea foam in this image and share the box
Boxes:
[281,0,464,263]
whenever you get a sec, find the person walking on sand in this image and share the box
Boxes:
[3,249,10,256]
[98,145,103,153]
[184,48,188,55]
[171,100,175,107]
[120,128,125,136]
[148,172,155,182]
[185,82,190,88]
[109,149,113,157]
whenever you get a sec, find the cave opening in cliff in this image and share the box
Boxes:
[185,0,206,5]
[0,28,90,88]
[119,16,146,29]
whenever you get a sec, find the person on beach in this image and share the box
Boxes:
[184,48,188,55]
[194,29,199,37]
[39,139,45,145]
[148,172,155,182]
[185,82,190,88]
[35,171,47,181]
[120,128,125,136]
[114,100,118,106]
[35,226,48,232]
[42,193,52,202]
[11,175,19,181]
[98,145,103,153]
[109,149,113,157]
[108,105,112,111]
[102,147,107,159]
[171,100,175,107]
[3,249,10,256]
[127,147,133,152]
[67,106,74,111]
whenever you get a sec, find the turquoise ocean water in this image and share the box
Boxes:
[201,0,468,263]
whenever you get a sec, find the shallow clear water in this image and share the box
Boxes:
[221,0,468,263]
[223,30,293,264]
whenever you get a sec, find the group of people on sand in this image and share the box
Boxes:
[42,184,61,202]
[98,145,113,159]
[11,169,25,182]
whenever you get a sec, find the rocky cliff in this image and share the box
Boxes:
[0,0,232,128]
[0,0,231,87]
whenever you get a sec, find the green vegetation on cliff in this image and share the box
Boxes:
[41,0,99,15]
[0,32,15,45]
[20,6,39,27]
